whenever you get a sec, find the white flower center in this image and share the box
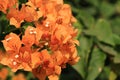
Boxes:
[45,22,50,27]
[15,55,19,58]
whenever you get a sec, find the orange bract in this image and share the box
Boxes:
[22,26,43,46]
[58,4,72,24]
[7,7,24,28]
[0,68,9,80]
[2,33,22,53]
[32,67,47,80]
[0,0,80,80]
[0,0,18,13]
[12,73,26,80]
[31,52,41,68]
[48,75,59,80]
[0,0,8,13]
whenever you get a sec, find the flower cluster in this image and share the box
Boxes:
[0,0,80,80]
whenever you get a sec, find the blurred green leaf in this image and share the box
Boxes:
[26,72,35,80]
[115,1,120,14]
[19,0,28,4]
[22,22,34,29]
[84,19,115,46]
[81,7,97,16]
[86,0,100,7]
[78,36,93,51]
[109,71,117,80]
[86,48,106,80]
[0,13,9,32]
[111,64,120,75]
[111,17,120,35]
[73,21,82,39]
[73,36,93,79]
[100,2,115,18]
[97,42,117,56]
[77,10,95,28]
[96,67,111,80]
[73,21,82,30]
[114,54,120,63]
[60,65,82,80]
[112,34,120,45]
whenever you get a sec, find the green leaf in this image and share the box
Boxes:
[78,36,93,51]
[112,34,120,45]
[100,2,115,18]
[97,67,111,80]
[86,0,100,7]
[77,10,95,28]
[109,71,117,80]
[73,21,82,39]
[0,13,9,37]
[86,48,106,80]
[84,19,115,46]
[111,17,120,35]
[97,42,117,56]
[73,36,93,79]
[73,49,86,79]
[73,21,82,30]
[115,1,120,14]
[111,64,120,75]
[19,0,28,4]
[26,72,34,80]
[82,7,97,16]
[114,54,120,63]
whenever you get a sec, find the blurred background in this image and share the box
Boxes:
[0,0,120,80]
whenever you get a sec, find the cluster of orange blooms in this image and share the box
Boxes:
[0,0,80,80]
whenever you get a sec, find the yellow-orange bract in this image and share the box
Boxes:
[0,0,80,80]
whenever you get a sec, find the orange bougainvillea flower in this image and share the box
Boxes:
[7,0,18,9]
[7,7,25,28]
[12,73,26,80]
[32,67,47,80]
[51,50,64,65]
[48,75,59,80]
[10,17,22,28]
[0,0,18,13]
[22,27,36,47]
[26,1,43,21]
[0,0,80,80]
[57,4,72,24]
[0,0,8,13]
[0,50,4,61]
[22,26,43,46]
[20,3,37,22]
[0,51,32,72]
[31,51,41,68]
[32,50,62,80]
[2,33,22,53]
[0,68,9,80]
[28,0,42,8]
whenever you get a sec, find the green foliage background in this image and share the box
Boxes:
[64,0,120,80]
[0,0,120,80]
